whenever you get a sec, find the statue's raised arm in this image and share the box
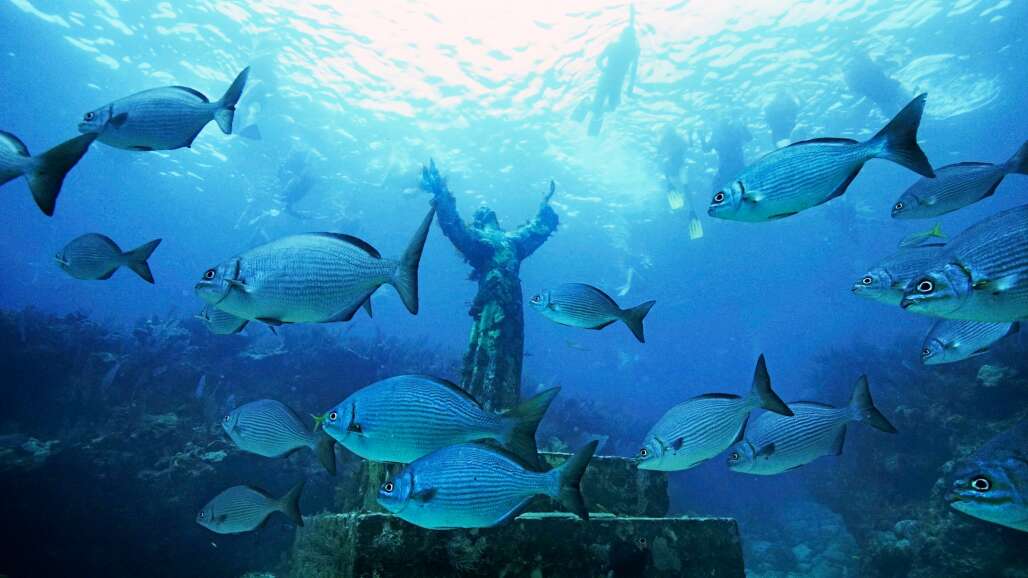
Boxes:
[510,179,559,260]
[419,160,490,263]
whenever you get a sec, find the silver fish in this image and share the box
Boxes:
[727,376,896,476]
[945,421,1028,532]
[224,399,335,475]
[892,142,1028,219]
[852,245,943,306]
[708,94,934,222]
[319,375,557,468]
[377,441,597,529]
[529,283,655,343]
[56,234,162,284]
[636,355,793,471]
[196,305,249,335]
[79,67,250,151]
[901,205,1028,321]
[195,208,434,326]
[921,319,1019,365]
[0,131,96,216]
[197,481,304,534]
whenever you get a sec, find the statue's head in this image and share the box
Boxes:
[473,206,500,230]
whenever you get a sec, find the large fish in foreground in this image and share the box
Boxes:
[892,141,1028,219]
[852,245,944,306]
[635,355,793,471]
[727,376,897,476]
[0,132,96,216]
[529,283,656,343]
[946,421,1028,532]
[79,67,253,151]
[377,441,597,529]
[195,208,435,326]
[197,481,304,534]
[318,375,558,469]
[901,205,1028,321]
[56,234,162,284]
[223,399,336,475]
[921,319,1020,365]
[708,93,934,222]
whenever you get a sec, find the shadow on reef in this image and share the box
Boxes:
[0,307,640,578]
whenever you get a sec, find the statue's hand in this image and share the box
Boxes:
[420,159,445,194]
[544,180,555,203]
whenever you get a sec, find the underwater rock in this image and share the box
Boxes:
[288,512,745,578]
[976,364,1017,388]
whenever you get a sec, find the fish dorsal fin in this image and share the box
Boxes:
[564,283,619,309]
[691,393,742,401]
[168,85,210,102]
[786,137,859,147]
[244,485,275,500]
[937,161,994,170]
[412,375,483,409]
[0,130,29,156]
[466,441,537,471]
[310,233,382,259]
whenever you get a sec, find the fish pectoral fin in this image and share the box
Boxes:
[412,488,437,503]
[755,443,776,458]
[346,421,362,433]
[975,274,1019,294]
[741,191,764,204]
[226,279,249,291]
[256,317,285,327]
[671,437,685,451]
[109,113,129,128]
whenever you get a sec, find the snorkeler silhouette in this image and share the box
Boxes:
[659,125,704,239]
[764,92,798,146]
[573,5,640,136]
[844,53,906,115]
[705,116,752,190]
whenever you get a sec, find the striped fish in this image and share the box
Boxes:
[56,233,162,284]
[0,131,96,216]
[318,375,558,469]
[708,93,934,222]
[946,421,1028,532]
[197,481,304,534]
[901,204,1028,321]
[529,283,656,343]
[377,441,597,529]
[852,245,943,306]
[635,355,793,472]
[195,208,434,326]
[893,141,1028,219]
[921,319,1020,365]
[223,399,336,475]
[197,305,249,335]
[727,376,897,476]
[79,67,252,151]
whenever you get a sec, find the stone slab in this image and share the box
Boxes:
[289,512,745,578]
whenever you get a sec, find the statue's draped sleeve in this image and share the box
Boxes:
[510,197,558,260]
[420,162,489,262]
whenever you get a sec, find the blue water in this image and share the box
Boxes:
[1,1,1027,577]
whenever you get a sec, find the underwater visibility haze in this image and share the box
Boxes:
[1,1,1027,577]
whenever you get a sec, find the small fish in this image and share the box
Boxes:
[224,399,335,474]
[197,481,304,534]
[56,234,162,284]
[921,319,1020,365]
[636,355,793,471]
[892,142,1028,219]
[377,441,597,529]
[79,67,251,151]
[318,375,558,469]
[708,94,934,222]
[901,205,1028,321]
[727,376,897,476]
[196,208,434,326]
[530,283,655,343]
[899,224,945,248]
[945,421,1028,532]
[196,305,249,335]
[194,374,207,399]
[852,245,943,306]
[0,131,96,215]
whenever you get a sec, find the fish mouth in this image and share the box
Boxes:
[899,299,915,309]
[76,123,95,135]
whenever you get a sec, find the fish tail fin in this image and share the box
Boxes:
[1003,140,1028,175]
[237,124,262,141]
[390,207,435,314]
[214,66,250,134]
[869,93,935,178]
[278,480,305,527]
[122,238,162,284]
[621,300,655,343]
[749,354,793,416]
[313,432,337,476]
[549,440,598,521]
[500,387,560,470]
[848,375,897,433]
[930,223,944,239]
[26,133,97,216]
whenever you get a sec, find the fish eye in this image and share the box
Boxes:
[636,537,648,548]
[917,280,934,294]
[729,451,739,461]
[861,276,873,286]
[638,448,648,458]
[530,295,541,303]
[198,511,205,519]
[382,481,394,493]
[328,411,338,422]
[84,112,95,121]
[713,192,725,204]
[222,415,230,422]
[894,202,904,211]
[203,268,217,280]
[970,476,991,492]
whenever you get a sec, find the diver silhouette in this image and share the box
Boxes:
[574,5,640,136]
